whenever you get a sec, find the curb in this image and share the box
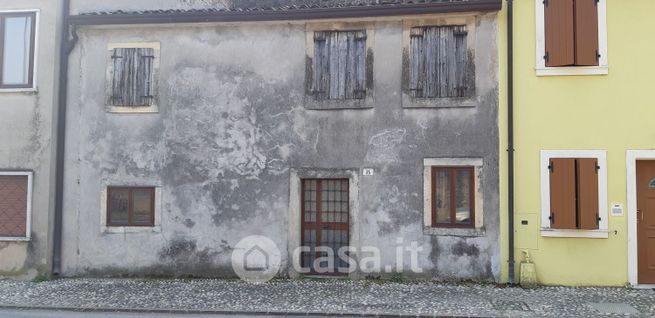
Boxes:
[0,304,498,318]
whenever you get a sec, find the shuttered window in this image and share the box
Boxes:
[312,30,367,100]
[548,158,600,230]
[409,25,469,98]
[110,48,155,106]
[544,0,599,67]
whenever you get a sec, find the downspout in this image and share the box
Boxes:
[52,0,77,276]
[506,0,515,285]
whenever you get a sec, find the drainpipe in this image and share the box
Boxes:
[52,0,77,276]
[506,0,515,285]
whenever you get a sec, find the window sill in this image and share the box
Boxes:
[106,105,159,114]
[536,66,609,77]
[540,228,608,239]
[0,87,37,93]
[102,226,161,234]
[423,226,485,237]
[0,236,31,242]
[402,95,478,108]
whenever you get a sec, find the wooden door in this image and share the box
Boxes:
[637,161,655,283]
[301,179,350,275]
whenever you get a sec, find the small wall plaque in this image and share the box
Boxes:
[362,168,374,176]
[611,203,623,217]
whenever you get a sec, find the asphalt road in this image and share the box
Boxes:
[0,309,293,318]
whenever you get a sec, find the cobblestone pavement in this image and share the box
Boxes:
[1,279,654,317]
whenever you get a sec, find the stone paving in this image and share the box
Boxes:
[0,279,654,317]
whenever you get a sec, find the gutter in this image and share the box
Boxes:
[67,0,502,25]
[52,0,77,276]
[506,0,515,285]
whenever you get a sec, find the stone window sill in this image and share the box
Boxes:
[423,226,485,237]
[402,95,478,108]
[536,66,608,77]
[102,226,161,234]
[540,228,608,239]
[106,105,159,114]
[0,236,31,242]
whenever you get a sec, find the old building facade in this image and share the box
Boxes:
[0,0,503,281]
[59,0,502,280]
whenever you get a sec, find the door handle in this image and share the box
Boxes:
[638,210,644,222]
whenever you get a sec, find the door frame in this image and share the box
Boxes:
[627,150,655,287]
[288,168,361,279]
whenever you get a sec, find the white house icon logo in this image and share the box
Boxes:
[232,235,281,283]
[244,245,269,271]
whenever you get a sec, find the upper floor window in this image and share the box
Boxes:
[106,43,160,112]
[537,0,608,76]
[312,30,367,101]
[0,12,36,89]
[408,25,471,98]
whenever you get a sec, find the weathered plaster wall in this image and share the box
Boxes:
[0,0,62,279]
[63,13,500,280]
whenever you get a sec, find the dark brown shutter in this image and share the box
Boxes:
[111,48,154,106]
[574,0,599,66]
[313,30,366,101]
[409,25,469,98]
[549,158,577,229]
[544,0,575,67]
[0,175,28,237]
[577,158,599,229]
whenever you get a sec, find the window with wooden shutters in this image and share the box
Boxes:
[409,25,470,98]
[312,30,367,100]
[109,48,155,106]
[548,158,600,230]
[543,0,600,67]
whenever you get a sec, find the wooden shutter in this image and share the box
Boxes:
[549,158,577,229]
[574,0,600,66]
[313,30,366,101]
[409,25,468,98]
[577,158,599,229]
[111,48,154,106]
[544,0,575,67]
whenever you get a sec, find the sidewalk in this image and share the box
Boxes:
[1,278,654,317]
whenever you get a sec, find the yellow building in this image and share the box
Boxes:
[500,0,655,286]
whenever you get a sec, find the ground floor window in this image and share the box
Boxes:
[540,150,608,238]
[107,186,155,227]
[423,158,484,236]
[431,166,475,228]
[0,171,32,240]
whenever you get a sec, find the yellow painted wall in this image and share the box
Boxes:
[500,0,655,286]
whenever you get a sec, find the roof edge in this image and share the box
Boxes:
[68,0,502,25]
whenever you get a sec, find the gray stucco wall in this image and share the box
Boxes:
[0,0,62,279]
[62,13,500,281]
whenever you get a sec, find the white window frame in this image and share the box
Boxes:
[535,0,608,76]
[540,150,608,238]
[423,158,485,237]
[0,9,39,92]
[100,185,162,234]
[0,171,33,241]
